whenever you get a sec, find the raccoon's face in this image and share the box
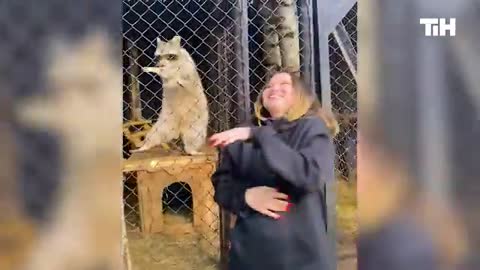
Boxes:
[154,36,184,77]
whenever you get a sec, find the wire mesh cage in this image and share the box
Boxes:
[329,4,358,181]
[121,0,358,269]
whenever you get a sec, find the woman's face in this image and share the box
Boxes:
[262,72,296,118]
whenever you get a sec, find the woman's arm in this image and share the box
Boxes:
[211,148,251,216]
[251,118,333,192]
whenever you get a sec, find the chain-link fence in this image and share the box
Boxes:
[329,3,358,181]
[121,0,357,269]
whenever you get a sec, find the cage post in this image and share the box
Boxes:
[317,31,338,270]
[234,0,251,123]
[299,0,315,88]
[127,41,143,121]
[219,206,230,270]
[216,30,233,132]
[315,3,335,270]
[318,37,332,112]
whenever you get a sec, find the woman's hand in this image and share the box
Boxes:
[208,127,253,147]
[245,186,290,219]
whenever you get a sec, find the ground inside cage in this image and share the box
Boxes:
[127,214,218,270]
[127,182,219,270]
[124,175,356,270]
[336,179,358,269]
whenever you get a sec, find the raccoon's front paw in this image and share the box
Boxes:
[130,144,148,153]
[130,148,144,153]
[159,143,171,151]
[142,67,160,74]
[186,150,204,156]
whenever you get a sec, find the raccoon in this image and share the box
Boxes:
[138,35,209,155]
[17,32,122,270]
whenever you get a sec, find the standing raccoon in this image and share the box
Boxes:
[137,36,209,155]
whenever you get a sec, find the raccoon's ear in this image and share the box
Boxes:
[156,37,164,46]
[170,35,181,47]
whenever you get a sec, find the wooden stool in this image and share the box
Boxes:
[122,148,219,249]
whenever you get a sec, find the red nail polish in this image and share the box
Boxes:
[286,203,293,211]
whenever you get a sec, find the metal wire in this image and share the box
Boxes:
[121,0,358,264]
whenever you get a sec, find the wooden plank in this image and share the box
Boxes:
[123,149,218,172]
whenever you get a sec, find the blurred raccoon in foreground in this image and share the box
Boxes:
[17,31,122,270]
[136,36,209,155]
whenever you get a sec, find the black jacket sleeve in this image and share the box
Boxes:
[211,148,251,216]
[251,118,333,192]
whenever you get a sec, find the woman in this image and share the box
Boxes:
[208,71,339,270]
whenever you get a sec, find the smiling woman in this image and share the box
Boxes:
[209,71,339,270]
[259,72,297,119]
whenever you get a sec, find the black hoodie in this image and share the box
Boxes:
[212,116,335,270]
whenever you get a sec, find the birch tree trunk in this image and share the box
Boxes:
[276,0,301,72]
[259,0,282,77]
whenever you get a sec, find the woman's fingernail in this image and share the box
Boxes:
[286,203,293,211]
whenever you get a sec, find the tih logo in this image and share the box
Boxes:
[419,18,456,37]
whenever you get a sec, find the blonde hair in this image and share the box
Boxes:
[254,71,340,137]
